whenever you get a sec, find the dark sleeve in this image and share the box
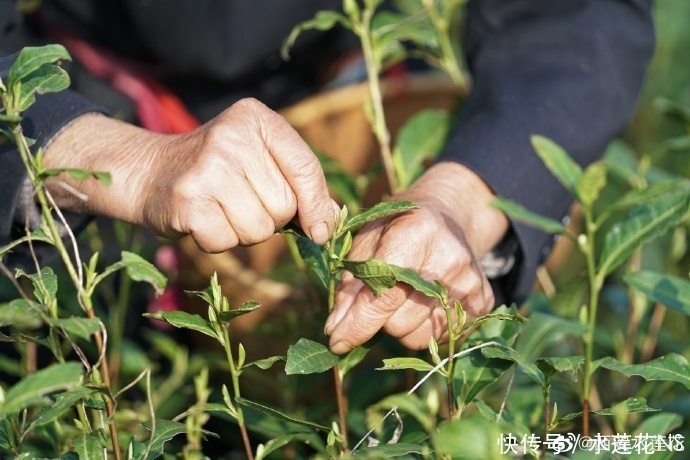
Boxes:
[0,0,106,246]
[438,0,655,303]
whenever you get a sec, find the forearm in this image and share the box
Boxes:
[44,113,169,226]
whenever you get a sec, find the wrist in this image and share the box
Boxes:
[403,162,510,258]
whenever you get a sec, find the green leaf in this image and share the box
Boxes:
[353,443,426,457]
[2,362,83,415]
[394,109,450,188]
[73,429,106,460]
[15,64,70,112]
[536,356,584,380]
[557,397,659,423]
[295,235,329,288]
[235,397,329,431]
[243,356,285,371]
[598,190,690,276]
[285,338,338,375]
[388,265,443,300]
[377,357,436,373]
[38,168,111,186]
[143,311,218,340]
[596,354,690,389]
[7,45,71,88]
[97,251,167,296]
[453,346,513,406]
[624,270,690,315]
[127,436,147,460]
[0,229,52,261]
[576,161,607,207]
[481,346,545,387]
[491,198,566,234]
[31,386,95,428]
[256,433,313,460]
[0,299,43,328]
[609,180,690,213]
[282,11,352,59]
[433,417,506,459]
[342,259,396,296]
[531,135,582,194]
[50,317,101,340]
[217,300,261,323]
[341,201,418,235]
[15,266,57,307]
[338,345,372,377]
[140,419,187,460]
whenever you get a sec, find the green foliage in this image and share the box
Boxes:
[1,362,83,415]
[624,270,690,315]
[340,201,419,235]
[491,197,567,234]
[285,338,338,375]
[38,168,111,186]
[531,135,583,195]
[235,398,330,432]
[144,311,218,340]
[596,354,690,389]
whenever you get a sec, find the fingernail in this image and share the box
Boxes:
[324,318,335,336]
[330,341,344,353]
[309,221,329,244]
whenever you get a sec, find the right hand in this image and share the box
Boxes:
[45,98,337,251]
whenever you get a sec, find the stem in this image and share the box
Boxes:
[542,379,551,459]
[357,10,398,194]
[326,233,349,450]
[581,208,601,438]
[444,306,456,420]
[425,0,467,90]
[221,330,254,460]
[640,303,666,363]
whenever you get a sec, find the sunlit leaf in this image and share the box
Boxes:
[531,135,582,195]
[377,357,436,372]
[2,362,83,415]
[491,198,566,234]
[73,429,106,460]
[243,356,285,371]
[576,161,607,207]
[342,258,396,296]
[481,346,544,387]
[39,168,111,187]
[218,300,261,322]
[236,397,329,431]
[96,251,167,295]
[596,354,690,389]
[338,344,373,377]
[16,64,70,112]
[598,190,690,276]
[285,338,338,375]
[7,44,71,88]
[15,266,57,307]
[536,356,584,381]
[341,201,418,235]
[624,270,690,315]
[144,311,218,340]
[0,299,43,328]
[557,397,659,424]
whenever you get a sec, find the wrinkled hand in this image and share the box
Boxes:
[325,162,510,353]
[45,98,337,250]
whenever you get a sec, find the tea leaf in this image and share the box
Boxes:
[256,433,313,460]
[282,11,352,59]
[50,317,101,340]
[576,161,607,208]
[31,386,95,428]
[236,397,329,431]
[285,338,338,375]
[389,265,443,300]
[394,109,450,188]
[338,345,372,377]
[15,64,70,112]
[73,429,106,460]
[342,259,396,296]
[481,346,545,387]
[2,362,83,415]
[0,299,43,328]
[531,135,582,195]
[596,354,690,389]
[295,235,329,288]
[341,201,418,235]
[452,347,513,406]
[0,229,52,261]
[39,168,111,186]
[598,190,690,276]
[97,251,167,295]
[557,397,659,424]
[624,270,690,315]
[633,412,683,437]
[144,311,218,340]
[491,198,566,234]
[377,357,436,373]
[217,300,261,322]
[433,416,505,458]
[353,443,426,457]
[140,419,187,460]
[536,356,584,380]
[7,44,71,88]
[609,180,690,213]
[243,356,285,371]
[15,266,57,307]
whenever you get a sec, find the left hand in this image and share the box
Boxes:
[324,162,510,354]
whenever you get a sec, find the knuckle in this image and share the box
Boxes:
[398,335,427,351]
[237,218,274,246]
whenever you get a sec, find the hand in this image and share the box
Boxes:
[325,162,510,354]
[44,98,337,251]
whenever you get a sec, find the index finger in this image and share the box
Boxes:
[257,104,335,245]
